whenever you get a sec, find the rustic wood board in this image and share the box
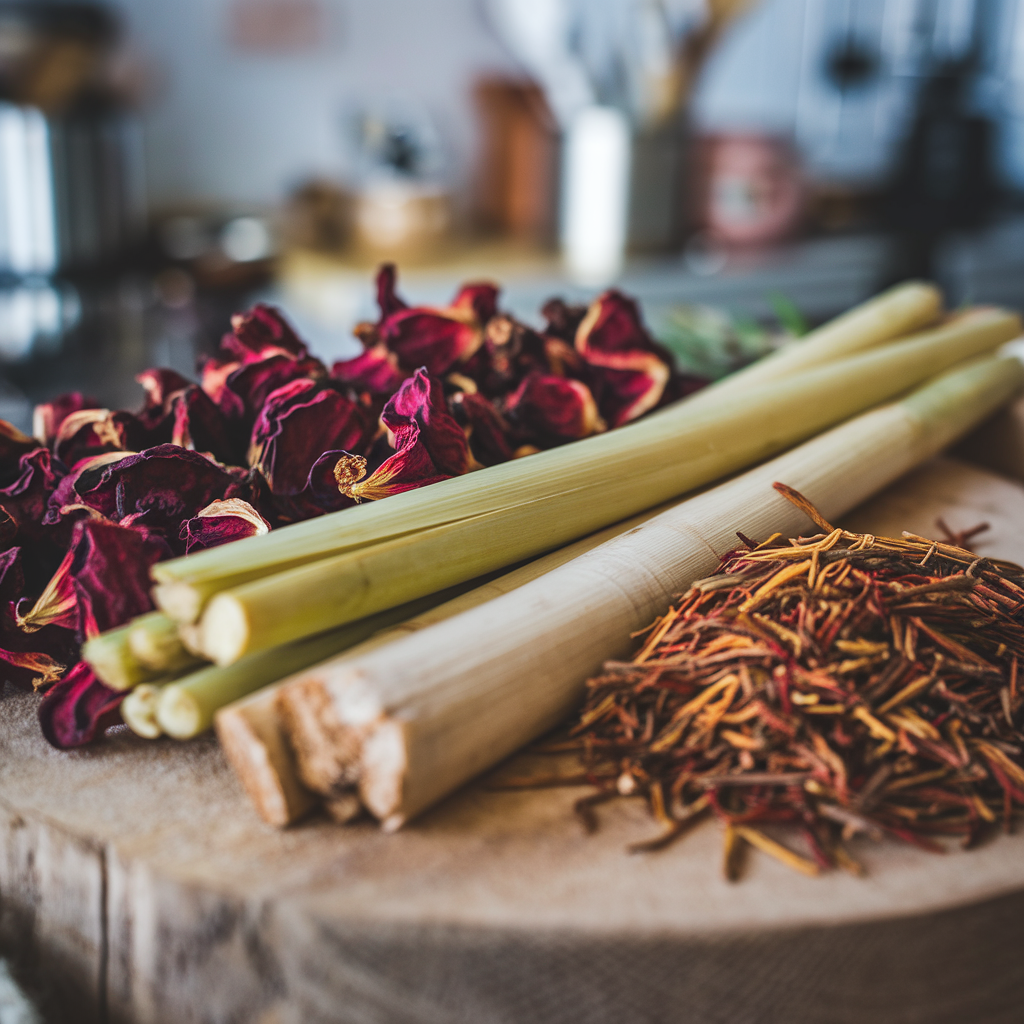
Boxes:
[4,456,1024,1024]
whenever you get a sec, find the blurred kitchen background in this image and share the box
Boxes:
[1,0,1024,425]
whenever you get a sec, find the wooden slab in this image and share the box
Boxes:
[4,457,1024,1024]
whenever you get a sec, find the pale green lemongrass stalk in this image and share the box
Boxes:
[193,310,1020,665]
[150,284,961,619]
[299,353,1024,828]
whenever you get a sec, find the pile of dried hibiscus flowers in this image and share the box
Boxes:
[0,265,706,749]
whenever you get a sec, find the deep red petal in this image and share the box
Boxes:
[38,661,124,749]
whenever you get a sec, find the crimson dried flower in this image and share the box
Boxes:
[64,445,238,552]
[248,378,371,497]
[38,661,124,748]
[574,290,675,427]
[0,548,75,692]
[331,344,409,397]
[52,408,149,468]
[17,518,166,640]
[379,273,498,376]
[332,369,469,501]
[450,390,515,466]
[222,304,310,364]
[0,447,66,539]
[0,421,46,487]
[169,385,242,465]
[32,393,99,448]
[218,354,327,425]
[504,372,605,446]
[180,498,270,554]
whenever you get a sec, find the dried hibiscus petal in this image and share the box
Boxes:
[248,379,371,496]
[32,393,100,448]
[0,420,43,486]
[136,368,193,414]
[504,372,604,446]
[0,447,66,539]
[38,661,123,749]
[449,391,514,466]
[199,354,241,405]
[18,518,166,640]
[331,344,409,397]
[574,290,677,427]
[67,445,237,551]
[477,316,549,398]
[218,354,327,426]
[180,498,270,554]
[169,385,242,465]
[222,304,309,364]
[382,369,470,476]
[378,272,498,376]
[332,443,449,503]
[331,369,469,501]
[53,408,148,467]
[0,548,76,691]
[376,262,407,318]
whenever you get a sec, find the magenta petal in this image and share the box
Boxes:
[574,290,677,427]
[248,379,371,496]
[504,372,603,445]
[450,391,514,466]
[220,354,327,427]
[170,385,243,465]
[331,344,409,397]
[335,440,450,503]
[32,392,100,448]
[0,420,46,486]
[221,304,309,364]
[38,661,124,749]
[376,263,408,319]
[136,368,193,413]
[180,498,270,554]
[69,519,168,638]
[0,447,64,538]
[381,369,469,477]
[68,446,237,552]
[450,281,499,324]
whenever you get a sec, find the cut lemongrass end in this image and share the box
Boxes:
[158,588,482,740]
[156,684,202,740]
[127,611,203,674]
[122,683,165,738]
[82,624,156,691]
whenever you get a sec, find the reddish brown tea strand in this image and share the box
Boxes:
[559,485,1024,879]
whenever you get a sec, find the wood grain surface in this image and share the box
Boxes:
[4,457,1024,1024]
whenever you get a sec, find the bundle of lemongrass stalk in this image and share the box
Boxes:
[80,282,1024,826]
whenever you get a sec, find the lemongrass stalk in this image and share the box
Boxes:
[216,501,676,826]
[276,353,1023,829]
[154,581,496,740]
[193,310,1020,666]
[122,683,165,738]
[149,286,964,617]
[127,611,204,674]
[82,624,156,691]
